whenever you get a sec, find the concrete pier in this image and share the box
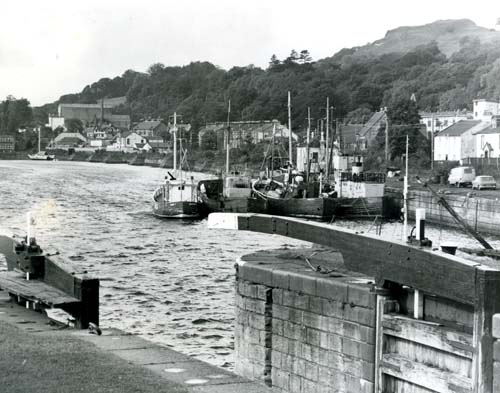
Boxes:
[0,292,276,393]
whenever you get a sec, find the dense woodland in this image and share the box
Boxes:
[3,20,500,167]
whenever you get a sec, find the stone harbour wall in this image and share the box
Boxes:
[493,314,500,392]
[234,249,377,393]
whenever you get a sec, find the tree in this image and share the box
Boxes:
[65,118,84,133]
[298,50,312,64]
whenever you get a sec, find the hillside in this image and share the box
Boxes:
[345,19,500,60]
[28,19,500,139]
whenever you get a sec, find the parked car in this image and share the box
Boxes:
[472,175,497,190]
[448,166,476,187]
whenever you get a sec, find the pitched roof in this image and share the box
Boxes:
[360,111,386,137]
[476,126,500,135]
[340,125,364,145]
[55,137,85,146]
[436,120,481,137]
[133,120,164,130]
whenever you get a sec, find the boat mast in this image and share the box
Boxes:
[403,134,408,242]
[325,97,330,180]
[271,124,275,176]
[306,107,311,183]
[38,127,41,153]
[288,91,292,169]
[226,100,231,175]
[173,112,177,178]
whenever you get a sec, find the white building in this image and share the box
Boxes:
[420,111,472,134]
[473,99,500,121]
[107,131,149,152]
[47,115,65,130]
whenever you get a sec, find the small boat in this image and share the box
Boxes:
[28,128,55,160]
[28,151,55,161]
[152,113,201,219]
[198,172,252,214]
[198,100,252,214]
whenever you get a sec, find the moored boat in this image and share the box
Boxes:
[28,128,55,160]
[198,172,252,214]
[152,112,201,219]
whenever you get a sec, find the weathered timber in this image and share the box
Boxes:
[382,314,474,359]
[472,267,500,393]
[208,213,484,305]
[381,353,473,393]
[0,271,79,306]
[0,236,99,328]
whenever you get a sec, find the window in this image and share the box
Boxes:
[443,120,448,126]
[427,120,431,127]
[127,138,130,145]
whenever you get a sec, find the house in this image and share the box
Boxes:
[339,124,365,153]
[198,120,297,150]
[358,110,386,147]
[107,131,149,152]
[149,141,172,154]
[0,135,15,151]
[53,132,87,149]
[132,120,168,138]
[434,120,489,161]
[420,110,472,134]
[56,98,130,129]
[473,99,500,121]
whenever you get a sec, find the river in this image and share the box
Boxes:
[1,160,500,370]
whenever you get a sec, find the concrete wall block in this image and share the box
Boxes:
[283,320,302,341]
[347,284,376,309]
[341,337,375,363]
[272,318,284,336]
[273,304,290,321]
[274,335,289,354]
[301,343,320,363]
[301,378,318,393]
[328,369,347,391]
[245,297,267,315]
[327,333,343,352]
[272,269,290,290]
[343,320,375,344]
[238,263,273,287]
[292,357,306,378]
[343,303,376,326]
[248,312,267,329]
[318,348,329,367]
[289,271,317,297]
[257,284,270,301]
[289,374,302,393]
[273,288,284,305]
[302,311,320,330]
[322,299,344,318]
[494,362,500,393]
[283,290,310,310]
[305,327,321,348]
[272,367,290,391]
[304,361,319,382]
[248,343,267,361]
[288,339,301,357]
[493,314,500,339]
[327,316,344,333]
[346,375,373,393]
[271,350,282,368]
[281,354,294,373]
[316,277,348,302]
[494,340,500,361]
[238,281,257,298]
[309,296,323,315]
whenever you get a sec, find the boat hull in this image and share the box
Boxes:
[249,197,340,220]
[199,194,249,214]
[152,201,201,219]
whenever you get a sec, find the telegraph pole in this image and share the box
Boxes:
[226,100,231,174]
[288,91,292,168]
[325,97,330,179]
[306,107,311,183]
[384,108,389,164]
[431,113,435,170]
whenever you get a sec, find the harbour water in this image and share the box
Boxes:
[1,160,500,369]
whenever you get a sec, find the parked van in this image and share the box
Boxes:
[447,166,476,187]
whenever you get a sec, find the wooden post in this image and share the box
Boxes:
[472,266,500,393]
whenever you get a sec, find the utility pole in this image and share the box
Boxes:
[226,100,231,174]
[431,113,435,171]
[172,112,177,176]
[403,134,409,242]
[384,108,389,164]
[325,97,330,180]
[288,91,292,168]
[306,107,311,183]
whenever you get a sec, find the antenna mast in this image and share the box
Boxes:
[288,91,292,168]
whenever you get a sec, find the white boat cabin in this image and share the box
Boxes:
[157,179,198,203]
[223,175,252,198]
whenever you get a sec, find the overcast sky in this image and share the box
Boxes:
[1,0,500,106]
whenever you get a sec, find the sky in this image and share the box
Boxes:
[1,0,500,106]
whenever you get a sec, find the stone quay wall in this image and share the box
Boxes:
[493,314,500,392]
[234,250,376,393]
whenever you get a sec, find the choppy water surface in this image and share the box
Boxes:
[0,161,308,368]
[1,160,500,369]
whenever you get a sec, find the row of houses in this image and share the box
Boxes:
[434,99,500,161]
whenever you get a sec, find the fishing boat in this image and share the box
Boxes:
[198,100,253,214]
[152,113,201,219]
[28,128,55,160]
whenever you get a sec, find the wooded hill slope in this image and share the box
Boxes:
[36,19,500,133]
